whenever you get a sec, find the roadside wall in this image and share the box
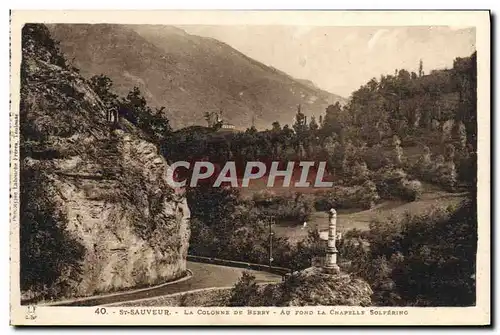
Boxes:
[109,287,233,307]
[187,255,290,276]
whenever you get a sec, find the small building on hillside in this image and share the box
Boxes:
[205,110,237,131]
[221,122,235,130]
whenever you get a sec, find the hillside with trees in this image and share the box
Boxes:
[163,53,477,190]
[163,52,477,307]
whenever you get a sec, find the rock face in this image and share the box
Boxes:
[43,132,190,297]
[19,24,190,301]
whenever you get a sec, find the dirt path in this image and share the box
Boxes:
[52,262,281,306]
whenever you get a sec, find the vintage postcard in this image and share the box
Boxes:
[9,10,490,326]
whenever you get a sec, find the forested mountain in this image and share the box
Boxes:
[48,24,345,129]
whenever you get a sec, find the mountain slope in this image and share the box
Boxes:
[48,24,345,129]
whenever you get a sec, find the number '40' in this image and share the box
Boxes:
[95,307,107,315]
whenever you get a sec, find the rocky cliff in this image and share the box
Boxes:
[19,24,190,302]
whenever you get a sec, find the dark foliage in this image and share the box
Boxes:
[340,199,477,306]
[20,166,85,300]
[228,272,260,306]
[22,24,68,68]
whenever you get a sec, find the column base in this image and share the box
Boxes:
[323,264,340,274]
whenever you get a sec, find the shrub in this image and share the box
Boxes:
[252,192,314,223]
[411,145,433,180]
[289,228,325,271]
[373,167,407,199]
[342,200,477,306]
[399,180,423,202]
[188,218,219,257]
[438,161,457,191]
[342,228,370,240]
[251,189,277,205]
[373,167,423,202]
[391,135,404,167]
[413,151,459,191]
[363,144,390,171]
[314,182,380,211]
[359,180,380,209]
[228,272,260,306]
[456,152,476,185]
[346,161,371,185]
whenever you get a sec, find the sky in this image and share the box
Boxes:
[180,25,476,98]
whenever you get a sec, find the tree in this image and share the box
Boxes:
[309,116,319,132]
[292,105,309,157]
[119,86,147,126]
[246,125,258,135]
[149,107,172,142]
[187,186,240,231]
[455,121,467,151]
[453,52,477,151]
[391,135,404,167]
[351,161,370,185]
[89,74,117,105]
[204,111,213,127]
[88,74,119,124]
[419,59,424,77]
[414,145,432,179]
[394,200,476,305]
[118,87,171,142]
[441,144,457,191]
[291,228,324,271]
[322,102,343,136]
[292,105,308,138]
[271,121,282,132]
[323,136,337,156]
[444,143,456,162]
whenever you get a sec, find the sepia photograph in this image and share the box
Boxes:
[9,10,490,326]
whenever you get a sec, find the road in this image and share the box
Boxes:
[54,261,281,306]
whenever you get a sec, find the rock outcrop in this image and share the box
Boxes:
[279,267,373,306]
[19,24,190,302]
[231,267,372,307]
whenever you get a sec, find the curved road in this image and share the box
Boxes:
[54,262,281,306]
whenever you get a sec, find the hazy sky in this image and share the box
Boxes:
[180,26,475,98]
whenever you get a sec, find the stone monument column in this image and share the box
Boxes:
[324,208,340,273]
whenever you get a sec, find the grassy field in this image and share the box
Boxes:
[233,161,469,245]
[272,187,468,244]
